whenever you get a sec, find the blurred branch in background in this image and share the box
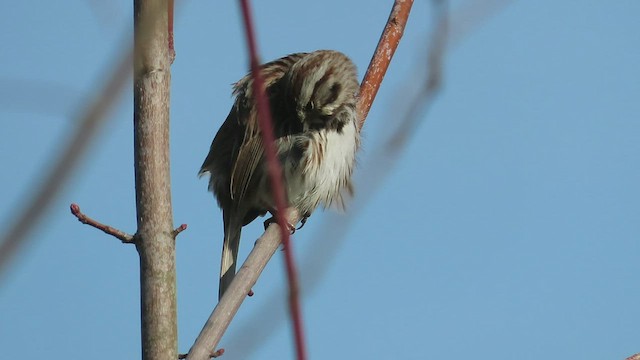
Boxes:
[86,0,124,26]
[0,0,179,286]
[358,0,415,127]
[223,0,514,356]
[448,0,513,44]
[0,46,133,281]
[0,78,79,117]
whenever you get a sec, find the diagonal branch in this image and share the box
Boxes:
[358,0,414,129]
[185,209,300,360]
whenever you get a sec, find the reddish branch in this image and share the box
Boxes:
[168,0,175,63]
[358,0,414,129]
[237,1,307,359]
[69,203,136,243]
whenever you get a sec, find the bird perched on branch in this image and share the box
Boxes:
[200,50,360,300]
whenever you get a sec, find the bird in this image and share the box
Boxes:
[199,50,360,300]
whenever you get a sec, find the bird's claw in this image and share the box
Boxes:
[264,212,310,233]
[263,217,296,234]
[296,215,310,230]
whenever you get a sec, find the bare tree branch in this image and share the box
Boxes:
[387,0,447,149]
[133,1,177,360]
[358,0,415,129]
[0,77,78,116]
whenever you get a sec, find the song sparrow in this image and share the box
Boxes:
[199,50,360,299]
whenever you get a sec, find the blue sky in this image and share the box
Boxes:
[1,1,639,359]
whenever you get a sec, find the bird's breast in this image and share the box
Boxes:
[292,119,359,213]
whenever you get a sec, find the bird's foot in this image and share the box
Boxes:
[296,213,311,230]
[263,216,296,234]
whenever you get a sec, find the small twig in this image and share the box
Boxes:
[387,0,447,149]
[70,203,136,244]
[173,223,188,238]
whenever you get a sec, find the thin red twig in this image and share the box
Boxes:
[237,1,306,360]
[69,203,136,243]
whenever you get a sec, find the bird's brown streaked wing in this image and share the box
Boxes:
[230,133,264,202]
[199,107,242,177]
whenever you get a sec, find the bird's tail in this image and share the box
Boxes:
[219,213,242,300]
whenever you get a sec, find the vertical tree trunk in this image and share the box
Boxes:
[133,1,177,360]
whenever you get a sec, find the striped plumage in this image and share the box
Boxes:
[199,50,360,299]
